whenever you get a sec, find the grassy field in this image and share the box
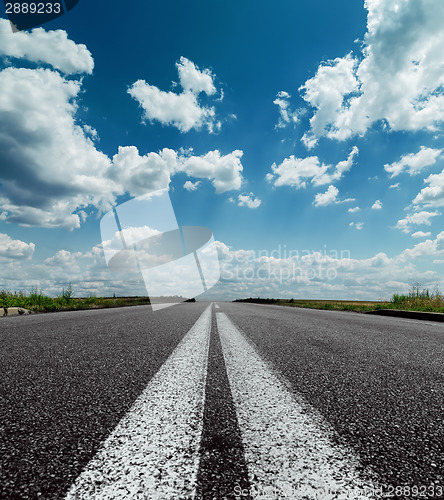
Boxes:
[0,285,190,313]
[234,286,444,314]
[3,283,443,315]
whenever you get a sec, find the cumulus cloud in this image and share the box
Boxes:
[184,180,201,191]
[389,183,400,189]
[274,91,299,129]
[384,147,442,177]
[412,231,432,238]
[300,54,359,148]
[181,149,244,193]
[395,210,440,233]
[44,249,84,266]
[266,147,358,189]
[349,221,364,230]
[413,169,444,207]
[0,233,35,259]
[300,0,444,147]
[371,200,382,210]
[0,19,93,74]
[111,146,243,195]
[348,206,361,213]
[313,185,344,207]
[128,57,221,133]
[399,231,444,261]
[0,33,244,230]
[110,146,174,197]
[3,234,444,300]
[207,234,444,301]
[0,67,117,230]
[176,56,216,95]
[237,193,261,209]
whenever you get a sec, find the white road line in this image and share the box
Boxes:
[216,312,379,500]
[215,304,220,309]
[66,305,212,500]
[150,302,181,311]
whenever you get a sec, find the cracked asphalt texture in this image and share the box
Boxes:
[219,302,444,492]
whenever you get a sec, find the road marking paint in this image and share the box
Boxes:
[66,305,212,500]
[150,302,181,311]
[216,312,379,499]
[215,304,220,309]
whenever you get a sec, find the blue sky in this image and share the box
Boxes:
[1,0,444,300]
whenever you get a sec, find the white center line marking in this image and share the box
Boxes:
[217,312,379,499]
[66,305,212,500]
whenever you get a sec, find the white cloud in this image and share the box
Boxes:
[313,185,339,207]
[111,146,243,195]
[314,146,359,185]
[176,56,216,95]
[0,19,93,74]
[348,206,361,213]
[300,0,444,147]
[372,199,382,210]
[300,54,359,147]
[412,231,432,238]
[349,221,364,230]
[266,156,320,189]
[395,210,440,233]
[128,82,216,133]
[128,57,221,133]
[44,249,85,266]
[182,149,244,193]
[399,231,444,261]
[274,91,299,129]
[413,169,444,207]
[184,180,201,191]
[3,234,444,300]
[0,233,35,260]
[196,151,242,191]
[267,147,358,189]
[237,193,261,209]
[384,147,442,177]
[83,124,98,140]
[0,67,117,230]
[110,146,175,196]
[207,234,444,300]
[389,183,400,189]
[0,35,244,230]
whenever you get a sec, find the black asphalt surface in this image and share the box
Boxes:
[219,302,444,495]
[1,302,443,499]
[195,308,251,499]
[0,303,207,499]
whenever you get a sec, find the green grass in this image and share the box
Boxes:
[233,297,383,312]
[0,285,195,313]
[0,286,152,313]
[390,288,444,313]
[234,286,444,314]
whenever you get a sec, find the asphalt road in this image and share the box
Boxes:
[220,302,444,494]
[0,302,442,499]
[0,303,208,499]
